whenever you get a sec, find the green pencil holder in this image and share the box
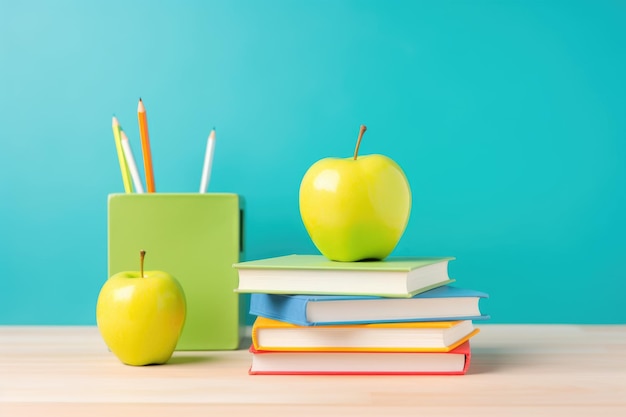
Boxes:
[107,193,246,351]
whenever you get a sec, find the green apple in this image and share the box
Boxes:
[299,125,411,262]
[96,250,186,366]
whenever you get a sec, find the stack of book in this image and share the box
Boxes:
[234,254,488,375]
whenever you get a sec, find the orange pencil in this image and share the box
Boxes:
[137,98,155,192]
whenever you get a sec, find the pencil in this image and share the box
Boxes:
[137,98,155,192]
[112,116,133,193]
[199,128,216,193]
[120,130,145,194]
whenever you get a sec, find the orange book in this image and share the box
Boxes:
[251,316,479,352]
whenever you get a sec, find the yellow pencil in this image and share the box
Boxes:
[112,116,133,193]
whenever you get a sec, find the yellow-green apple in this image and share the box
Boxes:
[299,125,411,262]
[96,250,186,366]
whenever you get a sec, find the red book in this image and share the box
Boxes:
[248,341,471,375]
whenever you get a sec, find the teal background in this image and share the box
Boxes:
[1,0,624,325]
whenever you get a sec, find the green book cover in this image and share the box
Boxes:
[234,254,455,271]
[234,255,455,298]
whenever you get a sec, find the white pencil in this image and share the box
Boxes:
[120,130,145,194]
[199,128,216,193]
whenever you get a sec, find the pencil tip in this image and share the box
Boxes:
[139,97,142,101]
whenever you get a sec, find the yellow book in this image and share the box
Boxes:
[251,316,479,352]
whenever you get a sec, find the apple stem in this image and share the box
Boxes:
[353,125,367,160]
[140,250,146,278]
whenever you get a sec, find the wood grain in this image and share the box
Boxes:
[1,325,625,416]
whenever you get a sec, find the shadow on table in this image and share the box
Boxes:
[166,336,254,366]
[467,346,530,375]
[167,355,219,365]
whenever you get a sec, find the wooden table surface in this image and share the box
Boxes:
[1,325,625,417]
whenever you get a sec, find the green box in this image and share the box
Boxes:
[107,193,245,351]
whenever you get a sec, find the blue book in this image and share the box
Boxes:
[250,286,489,326]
